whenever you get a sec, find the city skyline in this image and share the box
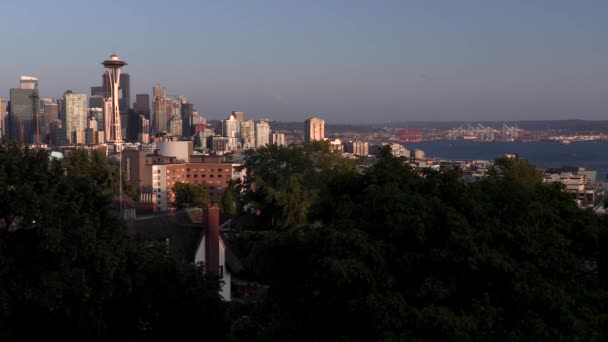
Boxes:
[0,0,606,123]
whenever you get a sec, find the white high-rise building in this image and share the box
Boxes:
[223,114,241,139]
[60,92,87,144]
[255,120,270,147]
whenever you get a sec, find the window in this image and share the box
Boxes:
[201,168,205,171]
[210,169,214,172]
[209,192,214,196]
[209,175,214,178]
[208,181,213,184]
[194,174,198,178]
[225,169,230,172]
[217,187,222,190]
[157,195,161,198]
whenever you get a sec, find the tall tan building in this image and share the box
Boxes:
[0,99,7,138]
[304,117,325,142]
[153,84,167,133]
[232,111,245,122]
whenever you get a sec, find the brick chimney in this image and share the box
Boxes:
[203,206,220,275]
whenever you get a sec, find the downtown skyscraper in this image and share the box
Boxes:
[8,76,41,144]
[152,84,167,133]
[60,91,87,144]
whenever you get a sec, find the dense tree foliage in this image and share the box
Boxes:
[62,148,139,200]
[2,142,607,340]
[172,181,209,209]
[232,144,608,341]
[238,142,351,229]
[220,180,238,216]
[0,144,226,340]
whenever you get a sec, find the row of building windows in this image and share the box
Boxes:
[166,180,230,187]
[165,174,230,180]
[166,168,232,173]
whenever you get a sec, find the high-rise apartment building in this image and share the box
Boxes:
[223,114,241,139]
[255,120,270,147]
[240,120,255,149]
[60,92,87,144]
[344,140,369,156]
[270,132,286,146]
[304,117,325,142]
[232,111,245,122]
[192,111,206,126]
[169,113,183,137]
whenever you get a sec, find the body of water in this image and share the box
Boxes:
[404,140,608,181]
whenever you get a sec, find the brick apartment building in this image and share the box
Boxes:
[123,150,244,211]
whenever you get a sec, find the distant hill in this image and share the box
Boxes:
[208,119,608,134]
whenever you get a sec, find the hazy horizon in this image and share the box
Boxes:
[1,0,606,123]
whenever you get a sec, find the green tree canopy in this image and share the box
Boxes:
[0,144,227,340]
[238,143,353,229]
[62,148,138,200]
[494,154,544,188]
[172,181,209,209]
[220,180,237,216]
[236,146,608,341]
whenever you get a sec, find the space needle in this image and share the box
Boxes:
[102,53,127,150]
[102,53,127,216]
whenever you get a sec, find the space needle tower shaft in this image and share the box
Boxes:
[102,54,127,146]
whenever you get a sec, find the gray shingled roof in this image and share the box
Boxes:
[131,209,243,274]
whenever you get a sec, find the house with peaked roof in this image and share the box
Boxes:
[129,207,242,300]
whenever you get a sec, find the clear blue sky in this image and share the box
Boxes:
[0,0,606,123]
